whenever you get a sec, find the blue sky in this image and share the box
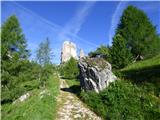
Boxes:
[1,1,160,64]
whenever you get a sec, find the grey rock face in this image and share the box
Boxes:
[78,57,117,93]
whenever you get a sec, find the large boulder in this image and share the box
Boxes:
[78,57,117,93]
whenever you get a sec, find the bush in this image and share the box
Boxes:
[80,80,160,120]
[88,45,109,60]
[60,57,79,79]
[1,60,55,104]
[39,64,55,88]
[1,61,40,103]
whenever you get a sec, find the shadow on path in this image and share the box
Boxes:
[61,85,81,94]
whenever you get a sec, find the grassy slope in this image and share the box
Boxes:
[80,55,160,120]
[122,54,160,71]
[119,55,160,95]
[2,73,60,120]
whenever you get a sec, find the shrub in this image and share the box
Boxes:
[60,57,79,79]
[88,45,109,60]
[80,80,160,120]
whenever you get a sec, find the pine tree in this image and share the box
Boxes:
[116,5,160,58]
[1,15,30,102]
[1,15,29,60]
[109,34,132,69]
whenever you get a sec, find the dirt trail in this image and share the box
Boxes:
[55,78,102,120]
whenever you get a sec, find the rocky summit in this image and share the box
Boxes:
[78,57,117,93]
[61,41,78,63]
[79,49,85,58]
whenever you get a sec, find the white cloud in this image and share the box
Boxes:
[58,1,96,41]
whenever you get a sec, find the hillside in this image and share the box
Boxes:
[122,55,160,71]
[120,55,160,95]
[79,55,160,120]
[2,74,60,120]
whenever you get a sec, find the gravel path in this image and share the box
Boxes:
[55,78,102,120]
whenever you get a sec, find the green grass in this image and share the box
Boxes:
[80,80,160,120]
[118,55,160,96]
[121,54,160,71]
[80,55,160,120]
[64,79,81,94]
[2,73,60,120]
[65,79,80,87]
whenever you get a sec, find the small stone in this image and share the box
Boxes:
[19,92,30,102]
[74,114,81,118]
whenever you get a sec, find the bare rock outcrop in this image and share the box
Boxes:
[13,92,30,104]
[78,57,117,93]
[61,41,78,63]
[79,49,85,58]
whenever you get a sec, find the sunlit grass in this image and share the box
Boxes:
[2,74,60,120]
[65,79,80,87]
[121,54,160,71]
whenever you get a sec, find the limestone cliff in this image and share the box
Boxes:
[79,49,85,58]
[61,41,78,63]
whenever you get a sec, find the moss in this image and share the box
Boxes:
[83,57,108,70]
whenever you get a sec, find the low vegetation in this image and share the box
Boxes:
[2,74,60,120]
[84,57,108,70]
[65,79,80,87]
[121,54,160,71]
[88,45,109,60]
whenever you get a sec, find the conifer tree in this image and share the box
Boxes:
[116,5,160,58]
[109,34,132,69]
[1,15,29,102]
